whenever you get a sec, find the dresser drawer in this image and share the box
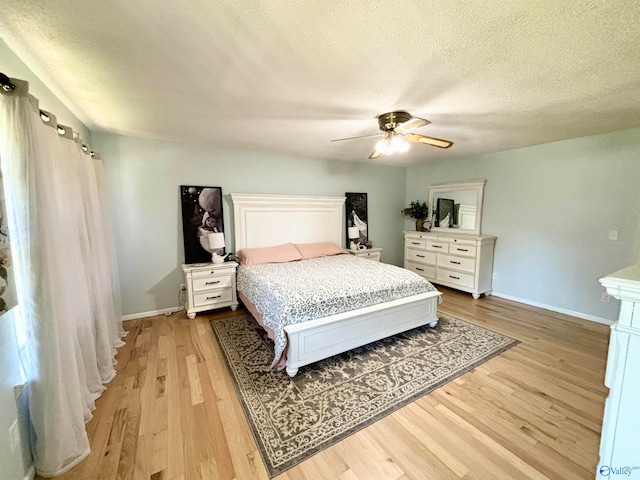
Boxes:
[406,238,426,249]
[449,244,477,257]
[192,274,233,292]
[406,249,436,265]
[436,268,475,289]
[193,288,233,307]
[438,254,476,273]
[405,262,436,279]
[427,240,449,253]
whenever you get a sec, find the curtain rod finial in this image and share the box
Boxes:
[0,72,16,92]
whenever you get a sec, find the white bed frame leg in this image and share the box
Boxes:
[286,366,298,377]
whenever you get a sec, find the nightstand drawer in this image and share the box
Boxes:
[193,288,233,307]
[406,249,436,265]
[192,266,235,278]
[359,251,381,261]
[192,274,233,292]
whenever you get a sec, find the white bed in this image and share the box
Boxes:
[230,193,442,377]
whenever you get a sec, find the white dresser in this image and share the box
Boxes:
[597,264,640,479]
[181,261,239,318]
[404,231,496,299]
[347,247,382,262]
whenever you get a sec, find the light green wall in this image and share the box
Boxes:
[407,127,640,321]
[92,133,408,316]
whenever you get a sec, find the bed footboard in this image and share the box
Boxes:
[283,291,441,377]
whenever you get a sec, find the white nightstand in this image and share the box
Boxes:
[181,261,239,319]
[348,247,382,262]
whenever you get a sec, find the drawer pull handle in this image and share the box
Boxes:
[449,275,460,280]
[206,295,222,300]
[416,254,425,258]
[416,267,424,272]
[411,242,420,245]
[205,280,221,285]
[450,261,461,265]
[457,248,468,252]
[432,245,442,249]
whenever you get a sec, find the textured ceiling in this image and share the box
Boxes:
[1,0,639,165]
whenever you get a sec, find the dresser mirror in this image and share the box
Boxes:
[428,180,486,235]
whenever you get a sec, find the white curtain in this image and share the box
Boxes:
[0,79,125,477]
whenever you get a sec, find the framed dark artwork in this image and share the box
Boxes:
[345,192,368,248]
[436,198,455,228]
[180,185,225,264]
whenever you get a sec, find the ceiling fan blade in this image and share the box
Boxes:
[331,133,384,142]
[396,117,430,132]
[406,133,454,149]
[369,150,382,159]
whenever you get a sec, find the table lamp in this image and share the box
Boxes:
[208,232,226,263]
[348,226,360,250]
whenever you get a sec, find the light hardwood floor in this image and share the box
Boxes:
[44,288,610,480]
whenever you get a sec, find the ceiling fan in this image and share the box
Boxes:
[331,111,453,159]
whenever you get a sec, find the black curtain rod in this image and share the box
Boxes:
[0,71,97,157]
[0,72,16,92]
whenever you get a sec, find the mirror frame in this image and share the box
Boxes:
[428,180,486,235]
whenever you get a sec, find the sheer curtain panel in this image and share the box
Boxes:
[0,78,125,477]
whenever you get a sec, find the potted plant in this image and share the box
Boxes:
[402,200,430,231]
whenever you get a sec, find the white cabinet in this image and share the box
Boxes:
[182,261,239,318]
[404,231,496,299]
[597,265,640,479]
[347,247,382,262]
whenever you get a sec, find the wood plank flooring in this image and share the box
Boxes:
[43,288,610,480]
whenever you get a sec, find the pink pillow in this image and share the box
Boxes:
[294,242,349,260]
[236,243,303,266]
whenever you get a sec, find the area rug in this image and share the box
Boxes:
[212,313,518,477]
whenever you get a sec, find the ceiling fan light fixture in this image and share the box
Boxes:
[375,136,391,154]
[391,133,410,153]
[376,131,410,155]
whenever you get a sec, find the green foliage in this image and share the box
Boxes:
[402,200,428,220]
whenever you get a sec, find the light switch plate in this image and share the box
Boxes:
[608,230,619,241]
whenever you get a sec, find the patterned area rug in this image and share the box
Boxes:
[212,313,518,477]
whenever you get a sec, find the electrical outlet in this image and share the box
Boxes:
[180,283,186,292]
[608,229,619,241]
[8,419,19,453]
[492,272,497,280]
[601,292,611,303]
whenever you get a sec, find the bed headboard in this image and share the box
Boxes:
[230,193,345,251]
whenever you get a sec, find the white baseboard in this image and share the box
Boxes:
[122,306,184,322]
[491,291,614,326]
[24,465,35,480]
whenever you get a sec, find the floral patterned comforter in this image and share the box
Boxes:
[237,254,439,363]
